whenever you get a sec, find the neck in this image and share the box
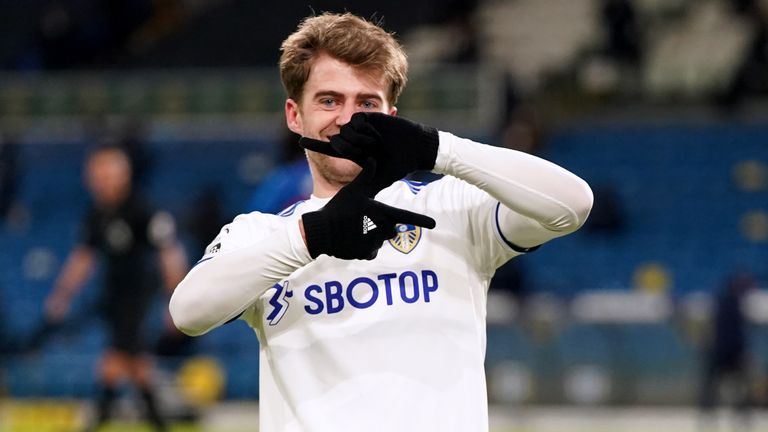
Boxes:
[311,177,344,198]
[98,189,131,209]
[307,161,346,198]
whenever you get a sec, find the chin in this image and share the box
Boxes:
[329,159,362,183]
[312,153,362,185]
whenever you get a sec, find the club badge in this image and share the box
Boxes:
[388,224,422,254]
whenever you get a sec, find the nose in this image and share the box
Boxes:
[335,102,357,127]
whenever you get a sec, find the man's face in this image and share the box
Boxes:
[86,150,131,207]
[286,53,396,189]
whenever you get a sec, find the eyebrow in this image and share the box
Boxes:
[313,90,383,102]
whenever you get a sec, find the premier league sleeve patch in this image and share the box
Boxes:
[388,224,422,254]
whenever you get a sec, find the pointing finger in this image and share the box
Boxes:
[377,204,436,230]
[299,137,341,157]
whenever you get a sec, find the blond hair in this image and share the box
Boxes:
[279,12,408,105]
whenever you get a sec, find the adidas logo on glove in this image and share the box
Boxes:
[362,215,377,234]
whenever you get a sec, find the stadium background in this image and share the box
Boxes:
[1,0,768,430]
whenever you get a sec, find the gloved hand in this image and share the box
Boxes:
[301,158,436,260]
[299,112,439,196]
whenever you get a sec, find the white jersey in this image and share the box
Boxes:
[170,132,594,432]
[225,176,518,431]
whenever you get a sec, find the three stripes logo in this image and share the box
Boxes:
[362,215,377,234]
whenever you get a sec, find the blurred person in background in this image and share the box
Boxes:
[82,115,154,187]
[699,272,757,431]
[170,12,593,431]
[44,146,187,432]
[497,100,547,155]
[245,130,312,214]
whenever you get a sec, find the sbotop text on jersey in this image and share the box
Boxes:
[266,270,438,323]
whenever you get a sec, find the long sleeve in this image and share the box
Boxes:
[432,131,593,248]
[169,218,312,336]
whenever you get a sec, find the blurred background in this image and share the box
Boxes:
[1,0,768,430]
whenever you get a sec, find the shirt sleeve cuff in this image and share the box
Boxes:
[432,130,455,175]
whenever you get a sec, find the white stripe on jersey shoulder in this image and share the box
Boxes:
[398,179,429,195]
[277,199,308,217]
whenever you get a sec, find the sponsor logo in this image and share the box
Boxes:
[303,270,438,315]
[266,281,293,325]
[264,270,439,323]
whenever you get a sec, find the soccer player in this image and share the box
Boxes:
[170,12,593,432]
[46,146,187,432]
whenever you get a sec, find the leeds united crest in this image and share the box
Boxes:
[389,224,422,254]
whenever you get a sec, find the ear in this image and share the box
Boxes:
[389,106,398,116]
[285,99,303,135]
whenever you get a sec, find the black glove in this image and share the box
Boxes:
[299,112,439,196]
[301,159,436,260]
